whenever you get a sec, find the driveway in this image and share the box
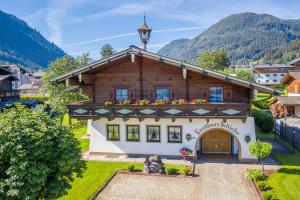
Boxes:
[95,163,261,200]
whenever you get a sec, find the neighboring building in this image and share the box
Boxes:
[0,66,19,100]
[271,71,300,118]
[18,71,45,95]
[252,64,295,85]
[52,46,279,163]
[0,64,30,89]
[289,57,300,67]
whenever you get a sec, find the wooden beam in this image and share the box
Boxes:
[137,56,144,99]
[155,118,160,122]
[138,118,144,122]
[172,118,176,122]
[185,71,189,101]
[189,118,192,123]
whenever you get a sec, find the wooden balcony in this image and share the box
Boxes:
[67,102,250,120]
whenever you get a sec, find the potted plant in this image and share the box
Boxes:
[172,98,188,105]
[154,99,169,105]
[119,99,131,105]
[135,99,150,106]
[104,100,113,106]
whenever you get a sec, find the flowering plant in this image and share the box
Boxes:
[104,100,113,106]
[135,99,150,106]
[172,98,188,105]
[191,98,207,104]
[180,147,193,160]
[154,99,169,105]
[119,99,131,105]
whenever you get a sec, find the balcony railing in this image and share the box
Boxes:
[67,102,250,119]
[0,90,20,99]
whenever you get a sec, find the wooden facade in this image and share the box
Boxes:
[52,47,278,120]
[0,66,19,99]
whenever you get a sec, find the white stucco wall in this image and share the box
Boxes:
[288,93,300,96]
[89,117,256,161]
[295,106,300,118]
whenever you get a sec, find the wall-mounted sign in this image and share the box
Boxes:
[185,133,196,141]
[195,122,240,136]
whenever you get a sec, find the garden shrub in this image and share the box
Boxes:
[252,99,270,110]
[20,95,49,102]
[262,192,273,200]
[257,181,268,191]
[252,109,274,132]
[165,167,178,175]
[245,169,263,181]
[183,166,190,176]
[127,165,135,172]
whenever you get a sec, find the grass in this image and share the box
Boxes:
[60,161,187,200]
[255,126,300,200]
[63,114,89,153]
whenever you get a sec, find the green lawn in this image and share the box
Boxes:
[63,114,89,153]
[60,161,187,200]
[255,127,300,200]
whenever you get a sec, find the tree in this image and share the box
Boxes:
[197,49,230,71]
[249,141,272,171]
[0,105,86,199]
[100,44,115,58]
[235,68,255,82]
[43,54,90,114]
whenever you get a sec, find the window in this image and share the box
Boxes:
[266,80,270,83]
[266,74,270,77]
[273,79,277,82]
[273,74,277,77]
[107,125,120,141]
[209,87,223,102]
[156,88,169,100]
[168,126,182,143]
[147,126,160,142]
[115,88,128,101]
[281,74,285,76]
[126,125,139,141]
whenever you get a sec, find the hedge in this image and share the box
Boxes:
[252,109,274,132]
[20,95,50,102]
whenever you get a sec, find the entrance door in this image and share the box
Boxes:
[201,130,231,153]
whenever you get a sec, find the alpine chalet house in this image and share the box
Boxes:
[52,18,279,162]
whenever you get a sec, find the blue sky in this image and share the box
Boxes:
[1,0,300,60]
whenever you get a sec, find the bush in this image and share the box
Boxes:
[257,181,268,191]
[165,167,178,175]
[20,95,49,102]
[127,165,135,172]
[252,99,270,109]
[262,192,273,200]
[183,166,190,176]
[245,169,263,181]
[252,109,274,132]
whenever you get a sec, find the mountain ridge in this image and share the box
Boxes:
[158,12,300,65]
[0,10,66,70]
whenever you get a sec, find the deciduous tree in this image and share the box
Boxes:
[197,49,230,71]
[0,105,86,200]
[249,141,272,171]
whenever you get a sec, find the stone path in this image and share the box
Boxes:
[95,161,267,200]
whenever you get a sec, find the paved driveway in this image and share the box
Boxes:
[96,163,261,200]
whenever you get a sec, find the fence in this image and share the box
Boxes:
[275,119,300,151]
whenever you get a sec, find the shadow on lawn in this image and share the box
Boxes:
[277,168,300,175]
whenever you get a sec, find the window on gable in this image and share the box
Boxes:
[156,88,169,100]
[115,88,128,101]
[209,87,223,103]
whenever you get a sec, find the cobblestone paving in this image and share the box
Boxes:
[95,162,262,200]
[196,163,260,200]
[96,173,201,200]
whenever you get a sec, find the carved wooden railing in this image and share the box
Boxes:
[67,102,250,119]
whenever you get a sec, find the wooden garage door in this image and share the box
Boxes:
[202,130,231,153]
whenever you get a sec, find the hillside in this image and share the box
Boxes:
[0,10,65,70]
[158,13,300,65]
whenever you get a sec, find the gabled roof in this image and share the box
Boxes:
[276,96,300,105]
[281,71,300,84]
[252,64,294,69]
[51,46,280,95]
[0,74,18,81]
[289,57,300,65]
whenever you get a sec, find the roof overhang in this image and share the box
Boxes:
[51,46,280,95]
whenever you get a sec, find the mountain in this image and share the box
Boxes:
[158,13,300,65]
[0,10,65,70]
